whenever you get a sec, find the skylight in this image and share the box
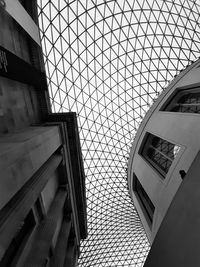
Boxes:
[37,0,200,266]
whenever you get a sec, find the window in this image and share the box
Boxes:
[0,210,36,266]
[163,86,200,114]
[140,133,180,177]
[34,197,45,223]
[133,174,155,223]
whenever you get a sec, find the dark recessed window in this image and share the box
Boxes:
[34,197,45,222]
[133,174,155,224]
[140,133,180,177]
[0,210,36,266]
[163,87,200,114]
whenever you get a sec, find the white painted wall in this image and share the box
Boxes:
[128,59,200,243]
[144,151,200,267]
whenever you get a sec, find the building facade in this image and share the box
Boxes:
[128,58,200,243]
[0,1,87,266]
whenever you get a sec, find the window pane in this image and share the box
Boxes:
[141,133,180,177]
[150,149,172,173]
[152,137,175,160]
[133,174,155,223]
[165,88,200,114]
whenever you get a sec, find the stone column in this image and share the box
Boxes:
[64,237,78,267]
[50,214,72,267]
[24,189,67,267]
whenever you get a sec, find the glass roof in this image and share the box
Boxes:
[37,0,200,266]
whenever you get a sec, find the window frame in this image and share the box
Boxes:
[139,133,179,178]
[132,173,155,225]
[161,84,200,114]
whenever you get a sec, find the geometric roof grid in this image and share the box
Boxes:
[37,0,200,266]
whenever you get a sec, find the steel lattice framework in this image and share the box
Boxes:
[37,1,200,266]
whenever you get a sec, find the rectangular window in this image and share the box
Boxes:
[0,210,36,266]
[133,174,155,223]
[34,196,45,222]
[162,86,200,114]
[140,133,180,177]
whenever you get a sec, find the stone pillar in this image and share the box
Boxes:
[50,215,72,267]
[64,237,78,267]
[24,189,67,267]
